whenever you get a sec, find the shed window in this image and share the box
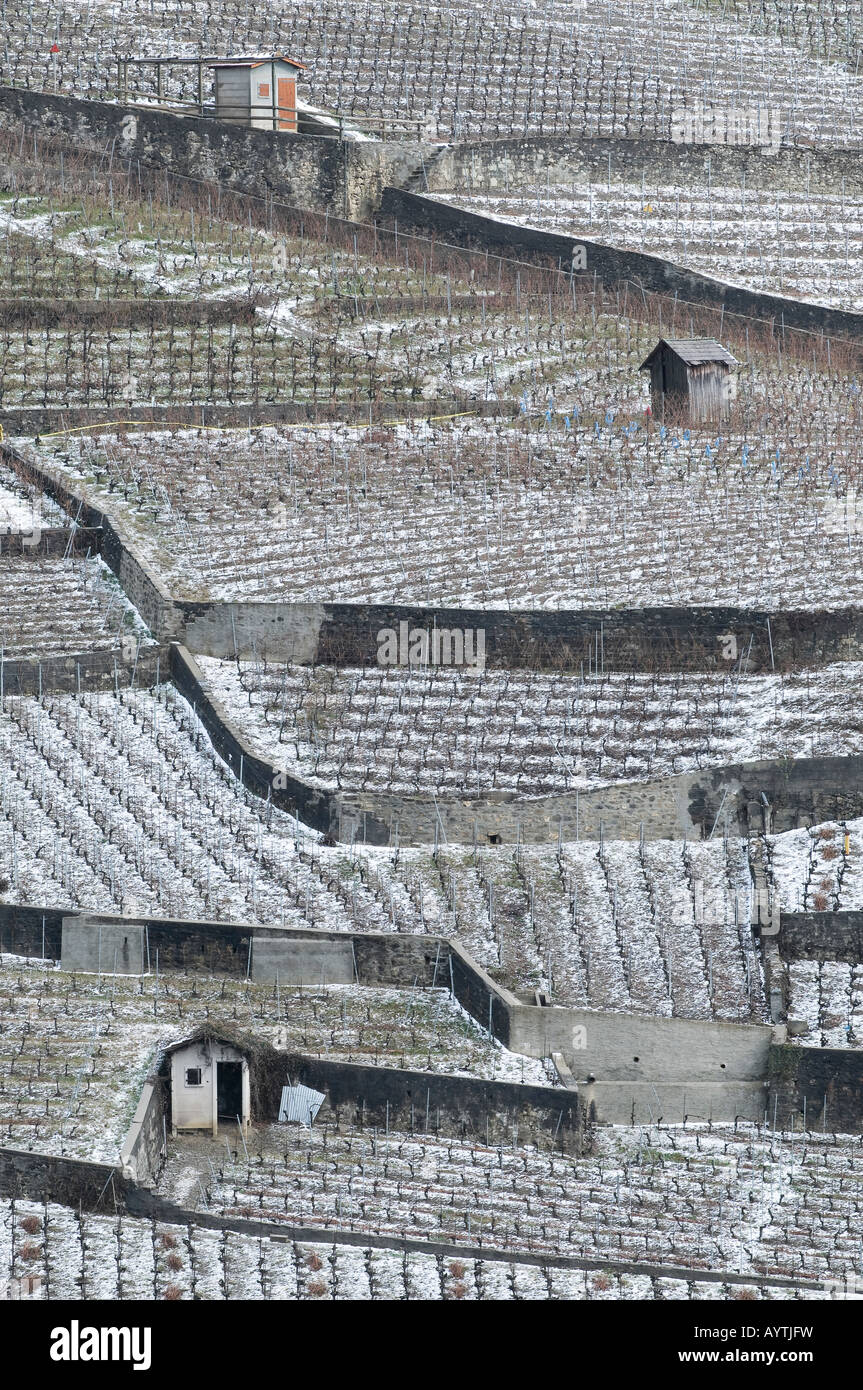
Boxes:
[257,83,270,98]
[185,1067,202,1086]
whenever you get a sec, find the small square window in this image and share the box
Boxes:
[185,1067,202,1086]
[258,83,270,98]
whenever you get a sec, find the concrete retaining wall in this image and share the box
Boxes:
[119,1080,167,1184]
[779,912,863,963]
[507,1004,773,1124]
[582,1081,769,1126]
[179,599,863,672]
[246,1049,584,1153]
[253,935,357,985]
[768,1044,863,1133]
[0,645,164,696]
[61,917,146,974]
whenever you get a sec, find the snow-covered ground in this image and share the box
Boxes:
[151,1118,860,1289]
[0,1196,829,1300]
[436,182,863,312]
[0,556,151,658]
[0,461,65,534]
[767,820,863,914]
[23,392,863,608]
[6,0,863,146]
[197,657,863,797]
[786,961,863,1048]
[0,485,50,534]
[0,955,552,1162]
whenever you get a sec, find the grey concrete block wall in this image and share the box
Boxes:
[508,1004,774,1083]
[252,935,356,985]
[61,918,146,974]
[583,1080,769,1125]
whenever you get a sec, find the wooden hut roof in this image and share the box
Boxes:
[639,338,738,371]
[206,55,307,70]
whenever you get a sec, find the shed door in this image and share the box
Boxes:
[277,77,296,131]
[217,1061,243,1121]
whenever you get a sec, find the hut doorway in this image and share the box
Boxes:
[217,1061,244,1123]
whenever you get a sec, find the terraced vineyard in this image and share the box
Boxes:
[0,1198,823,1300]
[0,955,545,1160]
[0,0,862,1316]
[198,658,863,795]
[4,0,863,145]
[439,180,863,311]
[21,364,863,607]
[156,1118,862,1284]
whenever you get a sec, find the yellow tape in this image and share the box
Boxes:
[39,410,477,440]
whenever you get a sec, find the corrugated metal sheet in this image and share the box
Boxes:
[279,1084,326,1125]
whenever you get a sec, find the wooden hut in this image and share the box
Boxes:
[208,55,306,132]
[639,338,738,422]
